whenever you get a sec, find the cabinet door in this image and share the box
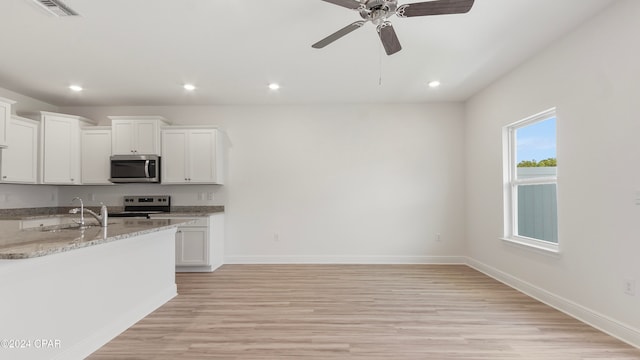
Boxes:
[1,117,38,183]
[188,129,217,183]
[161,130,188,183]
[134,120,158,154]
[42,116,79,184]
[81,129,112,184]
[175,227,209,266]
[111,121,134,155]
[0,99,12,147]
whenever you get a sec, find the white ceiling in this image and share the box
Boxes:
[0,0,614,106]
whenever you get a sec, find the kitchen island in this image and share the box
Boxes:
[0,218,191,360]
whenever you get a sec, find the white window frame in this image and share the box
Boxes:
[502,108,559,253]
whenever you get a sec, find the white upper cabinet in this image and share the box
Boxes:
[109,116,169,155]
[39,111,97,185]
[0,96,17,148]
[161,127,224,184]
[1,116,39,184]
[81,127,112,185]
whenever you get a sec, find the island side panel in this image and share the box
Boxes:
[0,228,177,360]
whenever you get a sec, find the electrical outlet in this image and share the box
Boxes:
[88,193,95,201]
[436,233,441,242]
[207,192,214,201]
[624,278,636,296]
[197,192,205,201]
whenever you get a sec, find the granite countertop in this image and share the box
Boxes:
[0,205,224,221]
[0,218,194,260]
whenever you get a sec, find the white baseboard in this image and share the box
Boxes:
[466,257,640,349]
[224,255,467,265]
[53,285,178,360]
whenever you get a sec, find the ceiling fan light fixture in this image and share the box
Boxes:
[69,85,83,92]
[183,84,196,91]
[268,83,280,91]
[428,80,441,88]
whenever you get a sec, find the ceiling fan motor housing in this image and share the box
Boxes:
[360,0,397,22]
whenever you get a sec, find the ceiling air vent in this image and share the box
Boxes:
[31,0,78,17]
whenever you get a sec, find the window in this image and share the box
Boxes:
[503,108,558,252]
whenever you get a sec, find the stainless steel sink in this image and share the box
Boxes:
[28,222,115,232]
[37,224,95,232]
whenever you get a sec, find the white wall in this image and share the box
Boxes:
[0,86,58,115]
[58,104,466,262]
[465,0,640,343]
[0,184,58,209]
[57,184,224,208]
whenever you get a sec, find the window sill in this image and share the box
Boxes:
[500,236,561,257]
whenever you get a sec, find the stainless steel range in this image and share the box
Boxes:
[109,195,171,218]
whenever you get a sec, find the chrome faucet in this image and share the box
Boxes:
[69,197,85,227]
[85,203,109,227]
[69,198,109,227]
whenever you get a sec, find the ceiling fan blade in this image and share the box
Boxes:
[377,22,402,55]
[320,0,362,10]
[396,0,474,18]
[312,21,366,49]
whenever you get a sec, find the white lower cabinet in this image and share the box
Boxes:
[153,213,224,272]
[176,226,208,266]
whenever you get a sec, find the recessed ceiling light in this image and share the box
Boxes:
[69,85,83,92]
[428,81,441,88]
[268,83,280,90]
[183,84,196,91]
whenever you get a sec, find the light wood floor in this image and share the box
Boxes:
[89,265,640,359]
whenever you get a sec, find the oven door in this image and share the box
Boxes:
[109,155,160,183]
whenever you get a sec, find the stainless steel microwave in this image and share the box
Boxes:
[109,155,161,183]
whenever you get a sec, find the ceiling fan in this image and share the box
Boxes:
[312,0,475,55]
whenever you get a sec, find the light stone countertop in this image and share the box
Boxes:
[0,218,194,260]
[0,205,224,221]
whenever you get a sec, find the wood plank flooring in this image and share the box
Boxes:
[89,265,640,359]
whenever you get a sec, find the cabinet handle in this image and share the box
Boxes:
[2,176,6,179]
[70,178,74,181]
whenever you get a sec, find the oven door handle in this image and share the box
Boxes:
[144,160,150,178]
